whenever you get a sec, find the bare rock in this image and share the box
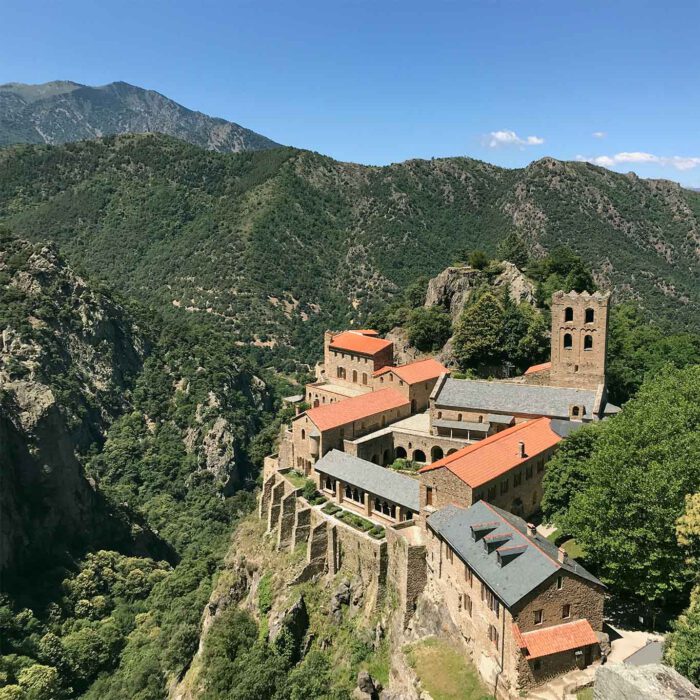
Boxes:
[593,664,700,700]
[268,596,309,664]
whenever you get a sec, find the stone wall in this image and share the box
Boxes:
[513,570,605,634]
[386,522,427,627]
[419,468,474,510]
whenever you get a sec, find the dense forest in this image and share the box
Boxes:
[1,134,699,368]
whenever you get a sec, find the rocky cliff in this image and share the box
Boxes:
[0,234,149,576]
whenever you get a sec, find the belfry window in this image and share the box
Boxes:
[585,308,595,323]
[563,333,573,349]
[584,335,593,350]
[564,307,574,322]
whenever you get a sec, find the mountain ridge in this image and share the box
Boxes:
[1,134,698,365]
[0,79,281,152]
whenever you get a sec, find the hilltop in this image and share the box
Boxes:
[0,134,698,367]
[0,80,280,152]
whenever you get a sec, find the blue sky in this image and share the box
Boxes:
[3,0,700,185]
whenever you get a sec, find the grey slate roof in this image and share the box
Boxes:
[624,640,664,666]
[435,378,600,419]
[314,450,420,511]
[549,418,586,438]
[433,418,490,432]
[427,501,603,608]
[487,413,515,425]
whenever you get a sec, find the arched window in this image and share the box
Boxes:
[457,413,463,421]
[352,370,358,383]
[383,449,391,465]
[563,333,573,349]
[362,373,368,385]
[431,446,444,462]
[301,429,306,440]
[396,446,407,459]
[447,448,458,455]
[585,308,595,323]
[413,449,426,463]
[564,307,574,322]
[478,415,483,423]
[584,334,593,350]
[437,411,442,419]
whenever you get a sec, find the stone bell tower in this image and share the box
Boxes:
[549,291,610,391]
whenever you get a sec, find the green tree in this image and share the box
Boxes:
[453,292,504,372]
[664,593,700,687]
[287,650,332,700]
[406,306,452,351]
[541,423,601,523]
[467,250,490,270]
[496,231,529,269]
[18,664,63,700]
[555,366,700,608]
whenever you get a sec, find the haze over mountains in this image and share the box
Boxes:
[0,80,280,152]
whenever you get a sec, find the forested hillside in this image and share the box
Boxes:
[0,134,698,369]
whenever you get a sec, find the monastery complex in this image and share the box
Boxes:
[260,290,620,698]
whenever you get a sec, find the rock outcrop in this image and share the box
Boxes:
[424,262,536,322]
[593,663,700,700]
[0,236,148,576]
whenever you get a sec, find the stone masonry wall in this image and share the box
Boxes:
[386,522,427,627]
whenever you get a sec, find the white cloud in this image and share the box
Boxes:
[592,131,607,139]
[487,130,544,148]
[576,151,700,172]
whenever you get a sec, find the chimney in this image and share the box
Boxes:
[526,523,537,538]
[557,547,568,564]
[518,441,526,458]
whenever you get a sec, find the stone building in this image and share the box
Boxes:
[291,387,410,474]
[373,357,448,412]
[313,450,420,525]
[425,501,605,695]
[418,417,576,518]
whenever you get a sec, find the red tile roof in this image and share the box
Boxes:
[524,361,552,375]
[513,619,598,659]
[329,330,392,356]
[418,417,562,487]
[304,388,409,432]
[373,358,448,385]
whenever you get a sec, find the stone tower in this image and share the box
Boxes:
[549,291,610,390]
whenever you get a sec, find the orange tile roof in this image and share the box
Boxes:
[418,417,562,487]
[304,388,409,432]
[373,358,448,384]
[524,361,552,375]
[329,330,393,356]
[513,619,598,659]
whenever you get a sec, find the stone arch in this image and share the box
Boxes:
[563,333,573,349]
[431,446,444,462]
[584,334,593,350]
[395,446,407,459]
[382,449,391,465]
[413,449,426,463]
[447,448,458,456]
[564,307,574,322]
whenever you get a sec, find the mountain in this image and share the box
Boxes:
[0,80,280,152]
[0,134,699,367]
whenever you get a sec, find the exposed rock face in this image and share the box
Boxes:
[424,262,536,322]
[268,596,310,664]
[593,664,700,700]
[0,236,147,576]
[0,80,280,152]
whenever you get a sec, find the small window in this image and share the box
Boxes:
[513,472,522,487]
[563,333,573,349]
[446,545,454,563]
[534,609,543,625]
[500,479,509,494]
[464,594,472,616]
[478,415,483,423]
[437,411,442,419]
[457,413,463,421]
[362,373,368,385]
[526,464,533,480]
[557,575,563,590]
[585,308,595,323]
[572,406,580,417]
[562,604,571,619]
[426,487,433,506]
[487,486,497,500]
[488,625,499,649]
[465,564,473,585]
[352,370,358,383]
[301,429,306,439]
[564,307,574,322]
[537,459,544,473]
[584,334,593,350]
[534,660,542,671]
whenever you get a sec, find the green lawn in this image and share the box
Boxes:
[546,528,585,560]
[283,469,307,488]
[406,638,493,700]
[576,687,594,700]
